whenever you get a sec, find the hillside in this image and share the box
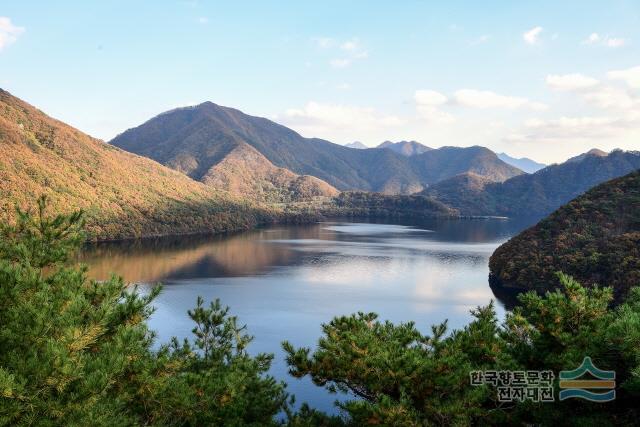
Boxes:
[497,152,546,173]
[0,89,280,240]
[201,143,338,202]
[410,145,521,184]
[110,102,522,194]
[489,170,640,302]
[421,172,493,215]
[377,140,432,156]
[425,149,640,219]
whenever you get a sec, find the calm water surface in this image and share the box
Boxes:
[79,219,528,413]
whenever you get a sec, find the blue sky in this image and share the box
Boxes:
[1,1,639,163]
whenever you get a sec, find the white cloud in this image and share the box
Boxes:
[582,33,627,48]
[280,102,406,135]
[453,89,547,110]
[0,17,25,51]
[607,65,640,88]
[470,35,490,45]
[546,71,638,110]
[329,58,351,68]
[523,26,543,45]
[313,37,334,49]
[582,86,636,109]
[340,39,359,51]
[414,90,454,124]
[336,82,350,90]
[512,114,639,141]
[316,37,368,69]
[606,37,626,48]
[583,33,600,45]
[197,17,208,24]
[546,73,599,91]
[414,90,448,106]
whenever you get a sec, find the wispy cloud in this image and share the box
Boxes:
[453,89,547,110]
[523,26,543,45]
[0,17,25,51]
[607,65,640,88]
[470,35,490,46]
[279,101,406,136]
[582,32,627,48]
[414,90,454,124]
[546,73,599,91]
[314,36,369,69]
[546,71,638,109]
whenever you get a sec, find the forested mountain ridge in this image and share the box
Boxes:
[201,142,339,202]
[489,170,640,302]
[109,102,523,194]
[424,149,640,219]
[0,89,282,240]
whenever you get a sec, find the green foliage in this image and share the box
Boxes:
[0,198,287,426]
[285,272,640,426]
[490,170,640,302]
[329,191,457,219]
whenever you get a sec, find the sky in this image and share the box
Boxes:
[1,1,639,164]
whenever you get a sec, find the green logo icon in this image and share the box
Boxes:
[559,357,615,402]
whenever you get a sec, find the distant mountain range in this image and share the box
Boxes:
[0,90,276,240]
[490,170,640,303]
[424,148,640,219]
[377,140,432,156]
[497,152,546,173]
[110,102,523,194]
[3,90,638,243]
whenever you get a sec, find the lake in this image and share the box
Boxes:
[79,218,529,413]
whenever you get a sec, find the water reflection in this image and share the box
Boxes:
[78,218,529,413]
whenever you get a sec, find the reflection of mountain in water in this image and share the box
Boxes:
[80,229,302,282]
[79,220,530,290]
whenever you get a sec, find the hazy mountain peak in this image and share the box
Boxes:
[497,152,546,173]
[345,141,368,149]
[377,140,432,156]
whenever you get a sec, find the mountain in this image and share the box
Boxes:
[566,148,608,163]
[489,170,640,302]
[345,141,368,149]
[424,149,640,219]
[201,142,338,202]
[377,140,432,156]
[0,89,278,240]
[409,146,521,184]
[421,172,493,216]
[110,102,523,194]
[497,152,546,173]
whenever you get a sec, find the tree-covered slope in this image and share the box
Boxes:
[489,170,640,301]
[0,89,277,240]
[201,142,338,203]
[425,149,640,219]
[110,102,522,194]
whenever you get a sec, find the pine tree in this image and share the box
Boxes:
[0,196,288,426]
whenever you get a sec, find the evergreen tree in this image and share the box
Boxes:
[0,196,287,426]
